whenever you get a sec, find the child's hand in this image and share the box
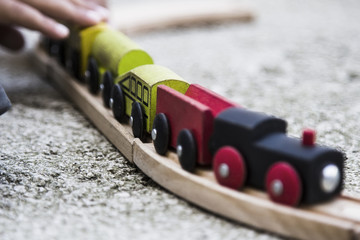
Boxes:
[0,0,108,51]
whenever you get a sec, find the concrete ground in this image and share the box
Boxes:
[1,0,360,239]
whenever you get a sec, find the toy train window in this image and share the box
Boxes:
[121,76,130,91]
[137,82,142,101]
[130,77,136,96]
[143,86,149,107]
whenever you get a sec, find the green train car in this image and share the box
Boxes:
[43,23,189,139]
[110,64,189,140]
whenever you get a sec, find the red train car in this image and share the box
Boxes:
[151,84,236,171]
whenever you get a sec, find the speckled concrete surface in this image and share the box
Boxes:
[1,0,360,239]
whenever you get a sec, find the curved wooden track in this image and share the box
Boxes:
[32,2,360,239]
[113,1,253,34]
[34,46,360,240]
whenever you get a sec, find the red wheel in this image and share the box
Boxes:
[265,162,302,206]
[213,146,246,189]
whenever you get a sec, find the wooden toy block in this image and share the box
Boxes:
[156,85,214,168]
[184,84,239,116]
[112,65,189,136]
[79,23,109,74]
[91,29,154,76]
[87,28,154,94]
[153,84,237,170]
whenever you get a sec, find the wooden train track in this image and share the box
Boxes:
[34,46,360,240]
[112,1,253,34]
[31,2,360,239]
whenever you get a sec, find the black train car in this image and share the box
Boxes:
[210,107,344,206]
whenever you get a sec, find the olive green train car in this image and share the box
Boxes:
[110,64,190,139]
[84,26,154,105]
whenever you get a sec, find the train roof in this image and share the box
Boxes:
[216,107,287,139]
[255,133,343,162]
[125,64,187,87]
[91,28,153,75]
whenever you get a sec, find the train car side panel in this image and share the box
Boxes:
[79,23,109,73]
[254,135,344,203]
[130,65,189,133]
[185,84,238,116]
[115,65,189,133]
[157,85,214,165]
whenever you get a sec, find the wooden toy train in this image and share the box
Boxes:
[41,23,344,207]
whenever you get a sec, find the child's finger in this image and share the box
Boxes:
[0,0,69,39]
[21,0,106,26]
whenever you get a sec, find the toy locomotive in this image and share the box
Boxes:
[42,23,344,206]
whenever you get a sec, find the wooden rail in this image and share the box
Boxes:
[113,1,253,34]
[34,47,360,240]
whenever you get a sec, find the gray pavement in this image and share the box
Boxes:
[1,0,360,239]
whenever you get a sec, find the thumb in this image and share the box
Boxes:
[0,25,25,51]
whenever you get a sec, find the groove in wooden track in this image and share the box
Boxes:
[34,48,360,240]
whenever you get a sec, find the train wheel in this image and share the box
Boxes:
[85,57,100,94]
[49,39,59,58]
[102,71,113,108]
[41,37,51,55]
[265,162,302,206]
[110,84,125,122]
[57,40,66,67]
[152,113,170,155]
[131,102,144,140]
[213,146,246,189]
[67,49,81,81]
[176,129,197,172]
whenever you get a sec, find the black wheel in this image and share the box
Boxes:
[85,57,100,94]
[177,129,197,172]
[110,84,125,122]
[49,39,65,66]
[131,102,144,140]
[66,49,81,81]
[41,37,51,55]
[57,40,66,67]
[49,39,59,57]
[152,113,170,155]
[102,71,113,108]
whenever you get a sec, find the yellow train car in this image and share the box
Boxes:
[41,23,109,81]
[110,64,190,139]
[79,23,109,76]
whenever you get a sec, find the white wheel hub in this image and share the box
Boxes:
[109,98,114,109]
[177,145,183,157]
[151,129,157,141]
[218,163,230,178]
[271,180,283,196]
[129,116,134,127]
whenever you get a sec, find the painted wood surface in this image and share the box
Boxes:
[34,46,360,240]
[156,85,214,165]
[185,84,238,116]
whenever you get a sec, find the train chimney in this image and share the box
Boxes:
[302,129,316,146]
